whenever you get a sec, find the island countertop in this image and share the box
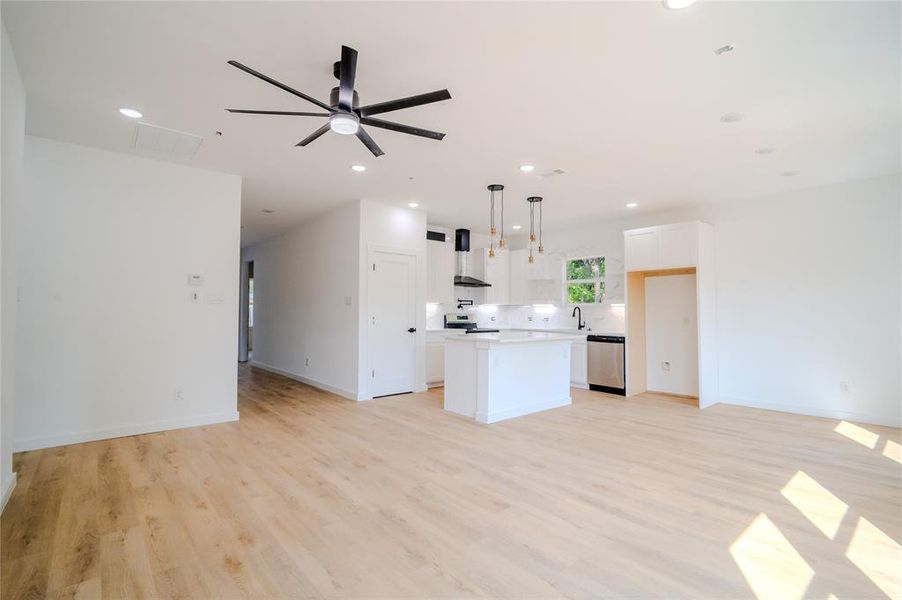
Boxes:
[444,331,584,345]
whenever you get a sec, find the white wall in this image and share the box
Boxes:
[534,174,901,426]
[15,136,241,450]
[645,274,698,396]
[243,201,361,399]
[358,200,427,399]
[1,20,25,508]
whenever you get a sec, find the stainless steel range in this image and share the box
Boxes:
[443,313,499,334]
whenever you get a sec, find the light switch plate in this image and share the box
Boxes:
[188,274,204,286]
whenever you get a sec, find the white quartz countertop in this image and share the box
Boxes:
[444,331,586,344]
[427,328,624,338]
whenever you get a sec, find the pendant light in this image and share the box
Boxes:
[487,184,504,258]
[527,196,544,263]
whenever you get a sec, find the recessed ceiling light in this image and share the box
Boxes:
[755,147,776,155]
[512,225,522,230]
[720,112,744,123]
[408,202,419,208]
[519,164,535,172]
[713,44,734,56]
[662,0,697,9]
[626,202,639,208]
[262,209,275,214]
[119,108,142,119]
[781,170,800,177]
[351,165,366,172]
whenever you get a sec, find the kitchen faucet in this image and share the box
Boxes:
[572,306,586,330]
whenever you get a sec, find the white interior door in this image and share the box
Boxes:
[369,251,416,397]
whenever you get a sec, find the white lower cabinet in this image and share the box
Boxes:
[571,338,588,388]
[426,341,444,387]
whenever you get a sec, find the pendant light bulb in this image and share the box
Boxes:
[489,247,496,258]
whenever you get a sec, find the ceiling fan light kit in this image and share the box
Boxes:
[226,45,451,157]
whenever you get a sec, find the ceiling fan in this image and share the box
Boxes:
[225,45,451,157]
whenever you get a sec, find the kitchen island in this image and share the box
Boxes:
[444,331,582,423]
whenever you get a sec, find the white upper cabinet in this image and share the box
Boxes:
[426,237,454,304]
[509,250,529,305]
[472,248,510,305]
[624,222,701,272]
[508,249,561,305]
[624,228,660,271]
[658,223,698,268]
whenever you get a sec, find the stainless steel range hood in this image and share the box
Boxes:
[454,229,491,288]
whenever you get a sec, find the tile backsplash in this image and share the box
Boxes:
[426,301,625,334]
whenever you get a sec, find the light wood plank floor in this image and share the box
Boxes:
[2,364,900,599]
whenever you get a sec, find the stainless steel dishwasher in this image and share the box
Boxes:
[587,335,626,395]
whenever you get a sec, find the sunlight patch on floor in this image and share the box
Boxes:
[882,439,901,465]
[780,470,848,539]
[834,421,879,449]
[845,516,902,599]
[730,513,814,600]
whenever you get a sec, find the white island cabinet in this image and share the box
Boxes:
[444,332,580,423]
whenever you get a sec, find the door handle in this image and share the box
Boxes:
[407,327,417,333]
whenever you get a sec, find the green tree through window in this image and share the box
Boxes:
[566,257,605,303]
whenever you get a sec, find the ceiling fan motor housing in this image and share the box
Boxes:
[329,86,359,110]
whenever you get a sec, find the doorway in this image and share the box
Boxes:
[239,260,254,363]
[368,250,416,397]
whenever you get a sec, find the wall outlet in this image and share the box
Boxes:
[344,296,352,306]
[661,361,671,372]
[305,357,310,367]
[840,381,850,393]
[190,291,199,303]
[174,389,184,402]
[527,316,534,322]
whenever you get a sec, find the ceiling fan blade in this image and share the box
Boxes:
[360,117,445,140]
[226,109,329,117]
[296,123,331,147]
[338,45,358,111]
[228,60,333,112]
[357,89,452,117]
[356,127,384,157]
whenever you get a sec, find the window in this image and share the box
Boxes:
[565,257,605,303]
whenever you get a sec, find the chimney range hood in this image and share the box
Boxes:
[454,229,491,288]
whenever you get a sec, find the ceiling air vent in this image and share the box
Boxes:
[133,122,204,160]
[538,168,566,178]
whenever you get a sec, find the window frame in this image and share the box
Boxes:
[564,255,606,305]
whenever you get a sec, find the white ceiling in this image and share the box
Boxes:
[3,1,900,246]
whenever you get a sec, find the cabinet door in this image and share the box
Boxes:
[570,341,588,387]
[658,223,697,268]
[508,249,529,305]
[427,238,454,304]
[426,240,438,303]
[484,250,510,305]
[426,342,444,385]
[625,228,659,272]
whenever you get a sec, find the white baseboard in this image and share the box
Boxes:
[13,410,240,452]
[477,396,572,424]
[719,396,901,428]
[1,473,17,513]
[571,382,589,390]
[250,360,361,401]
